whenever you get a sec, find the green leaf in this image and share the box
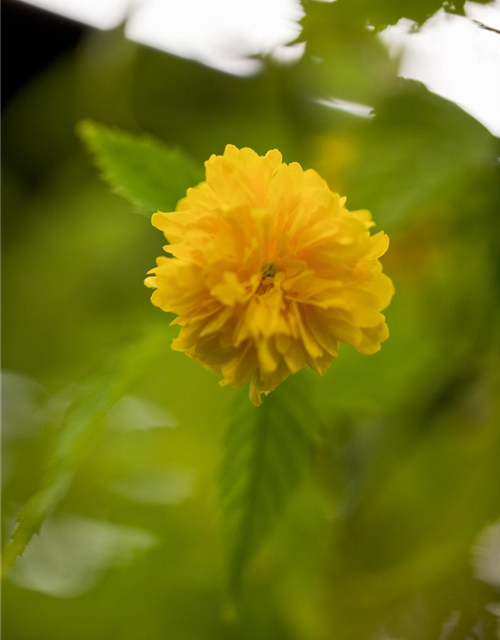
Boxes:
[1,326,170,578]
[344,80,499,229]
[219,376,319,594]
[297,0,398,105]
[301,0,493,34]
[78,120,204,215]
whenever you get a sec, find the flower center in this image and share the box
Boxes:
[262,262,278,279]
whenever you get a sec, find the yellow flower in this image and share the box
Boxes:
[146,145,394,405]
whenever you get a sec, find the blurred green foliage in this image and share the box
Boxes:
[2,1,500,639]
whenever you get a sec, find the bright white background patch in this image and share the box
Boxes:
[16,0,130,29]
[381,2,500,135]
[126,0,304,76]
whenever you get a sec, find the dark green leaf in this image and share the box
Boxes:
[344,81,499,228]
[219,376,319,594]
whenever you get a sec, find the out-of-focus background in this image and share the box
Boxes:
[2,1,500,638]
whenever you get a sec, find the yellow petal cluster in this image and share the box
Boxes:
[146,145,394,405]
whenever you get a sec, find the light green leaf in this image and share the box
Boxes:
[1,326,170,578]
[78,120,204,215]
[9,515,159,599]
[219,376,319,594]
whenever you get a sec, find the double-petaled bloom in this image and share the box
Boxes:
[146,145,394,405]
